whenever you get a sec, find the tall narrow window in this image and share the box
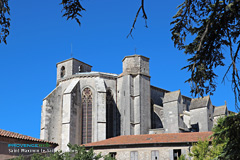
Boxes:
[151,150,159,160]
[60,66,65,78]
[106,89,114,138]
[130,151,138,160]
[82,88,92,144]
[78,65,84,72]
[173,149,181,160]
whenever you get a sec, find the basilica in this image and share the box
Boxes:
[40,55,228,151]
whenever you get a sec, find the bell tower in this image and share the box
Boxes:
[118,55,151,135]
[56,58,92,83]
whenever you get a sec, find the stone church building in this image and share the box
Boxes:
[40,55,228,151]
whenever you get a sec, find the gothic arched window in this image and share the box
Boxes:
[106,89,114,138]
[82,88,92,144]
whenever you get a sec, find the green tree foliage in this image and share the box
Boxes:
[171,0,240,110]
[189,139,224,160]
[179,154,187,160]
[171,1,240,159]
[12,144,116,160]
[212,113,240,159]
[189,114,240,160]
[189,140,212,160]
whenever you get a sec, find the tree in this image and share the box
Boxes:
[189,139,225,160]
[189,115,240,160]
[12,144,116,160]
[212,113,240,159]
[170,0,240,110]
[170,2,240,157]
[189,140,212,160]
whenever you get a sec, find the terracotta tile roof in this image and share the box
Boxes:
[0,129,58,145]
[85,132,212,147]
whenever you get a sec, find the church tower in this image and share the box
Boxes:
[41,58,94,151]
[56,58,92,83]
[117,55,151,135]
[40,54,225,153]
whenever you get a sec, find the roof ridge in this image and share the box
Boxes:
[84,132,213,147]
[0,129,58,145]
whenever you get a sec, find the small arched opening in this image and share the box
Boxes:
[60,66,65,78]
[78,65,84,72]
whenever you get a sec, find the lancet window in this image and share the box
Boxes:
[82,87,92,144]
[106,89,114,138]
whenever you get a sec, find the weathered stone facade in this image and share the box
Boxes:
[40,55,228,151]
[84,131,212,160]
[92,147,190,160]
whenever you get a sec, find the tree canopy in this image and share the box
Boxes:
[170,0,240,111]
[212,113,240,159]
[189,114,240,159]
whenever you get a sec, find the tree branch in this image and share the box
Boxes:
[127,0,148,38]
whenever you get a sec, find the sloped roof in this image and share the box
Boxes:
[56,58,92,67]
[163,90,181,103]
[0,129,58,145]
[84,132,212,147]
[228,110,237,115]
[190,96,210,110]
[213,105,227,117]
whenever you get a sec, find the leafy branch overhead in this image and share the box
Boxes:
[171,0,240,110]
[61,0,148,38]
[61,0,85,25]
[0,0,10,44]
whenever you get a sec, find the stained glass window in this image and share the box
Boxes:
[82,87,92,144]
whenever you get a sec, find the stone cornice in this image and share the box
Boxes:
[57,72,118,85]
[122,54,150,62]
[118,73,151,78]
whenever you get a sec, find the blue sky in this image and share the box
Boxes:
[0,0,236,139]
